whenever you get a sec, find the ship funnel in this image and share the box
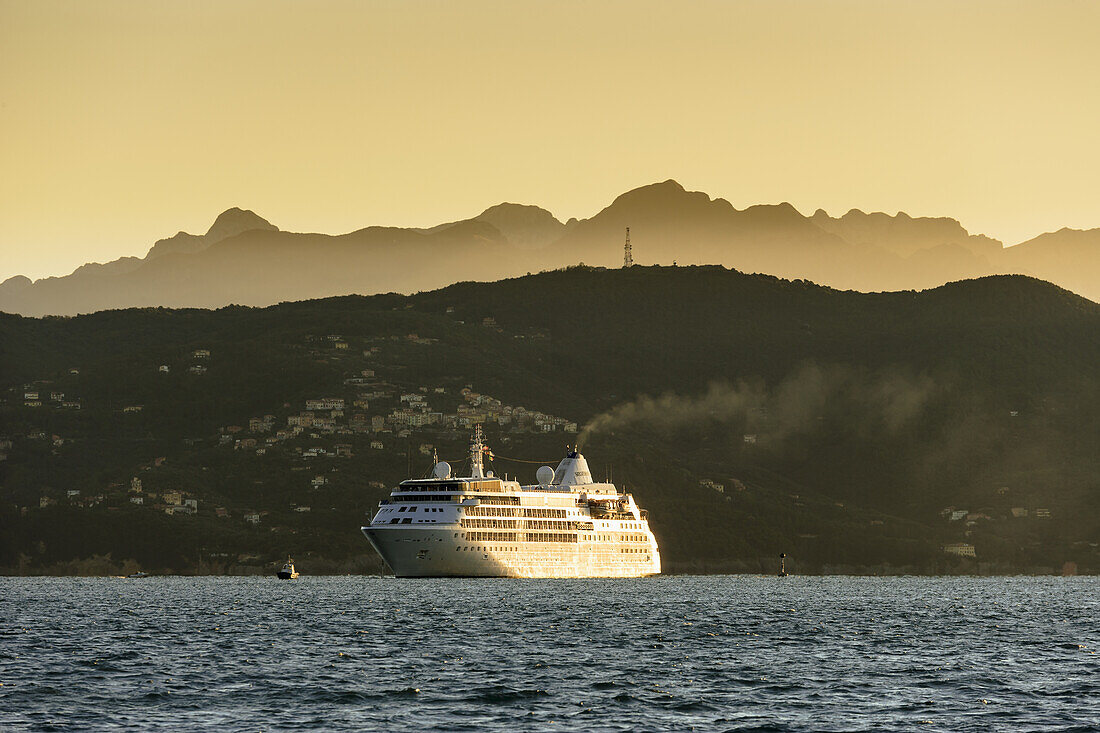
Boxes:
[551,450,594,486]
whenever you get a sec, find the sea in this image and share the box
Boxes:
[1,576,1097,732]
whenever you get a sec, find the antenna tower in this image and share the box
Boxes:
[623,227,633,268]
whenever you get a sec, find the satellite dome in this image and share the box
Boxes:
[433,461,451,479]
[536,465,555,485]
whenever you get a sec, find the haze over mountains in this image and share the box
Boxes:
[2,180,1098,316]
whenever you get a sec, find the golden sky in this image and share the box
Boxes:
[2,0,1098,281]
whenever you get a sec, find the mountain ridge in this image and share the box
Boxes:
[3,181,1098,316]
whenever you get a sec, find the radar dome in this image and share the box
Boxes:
[433,461,451,479]
[536,465,555,485]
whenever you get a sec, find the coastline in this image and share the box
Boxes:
[3,564,1094,578]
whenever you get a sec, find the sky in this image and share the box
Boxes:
[2,0,1098,281]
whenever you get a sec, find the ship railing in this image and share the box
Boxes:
[588,507,636,520]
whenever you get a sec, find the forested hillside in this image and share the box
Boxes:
[2,266,1097,574]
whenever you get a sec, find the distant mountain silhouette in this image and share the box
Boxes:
[811,208,1002,258]
[473,203,566,249]
[1,182,1097,316]
[1003,228,1100,304]
[0,275,32,298]
[808,208,1006,290]
[545,180,888,288]
[146,207,278,261]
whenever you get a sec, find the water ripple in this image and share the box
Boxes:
[0,576,1097,731]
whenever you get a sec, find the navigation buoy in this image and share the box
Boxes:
[778,553,788,577]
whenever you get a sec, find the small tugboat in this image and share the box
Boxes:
[277,556,299,580]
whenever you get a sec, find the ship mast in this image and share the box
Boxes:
[470,424,485,478]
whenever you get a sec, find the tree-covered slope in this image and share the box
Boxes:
[1,266,1097,574]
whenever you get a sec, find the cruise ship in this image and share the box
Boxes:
[361,427,661,578]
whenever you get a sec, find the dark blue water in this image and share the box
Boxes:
[1,576,1097,731]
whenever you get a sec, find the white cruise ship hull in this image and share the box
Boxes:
[362,526,661,578]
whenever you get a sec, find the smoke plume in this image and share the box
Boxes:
[577,364,938,448]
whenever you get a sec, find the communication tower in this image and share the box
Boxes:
[623,227,633,268]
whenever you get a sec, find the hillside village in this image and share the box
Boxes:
[1,331,579,553]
